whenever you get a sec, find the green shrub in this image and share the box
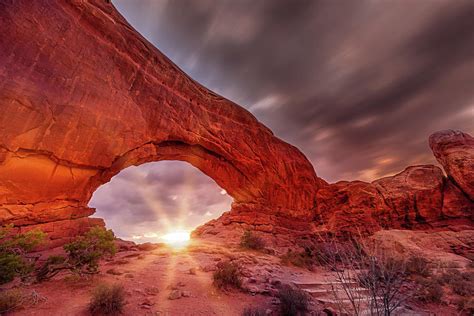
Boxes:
[65,227,116,274]
[213,261,242,290]
[240,231,265,250]
[36,227,116,281]
[278,285,308,316]
[0,289,23,314]
[88,283,125,315]
[0,225,44,284]
[242,307,266,316]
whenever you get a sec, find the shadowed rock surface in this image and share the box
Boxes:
[0,0,472,248]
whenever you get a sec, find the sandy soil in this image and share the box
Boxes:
[5,240,306,316]
[3,237,470,316]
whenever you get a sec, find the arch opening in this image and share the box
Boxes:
[88,161,233,244]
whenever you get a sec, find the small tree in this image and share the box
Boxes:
[315,235,412,316]
[36,227,116,281]
[0,224,44,284]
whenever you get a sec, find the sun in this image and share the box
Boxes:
[161,230,190,248]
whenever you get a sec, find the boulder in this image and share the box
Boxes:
[429,130,474,200]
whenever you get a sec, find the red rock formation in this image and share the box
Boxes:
[0,1,472,248]
[0,0,322,245]
[197,131,473,242]
[429,130,474,200]
[311,163,473,236]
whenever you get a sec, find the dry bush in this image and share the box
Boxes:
[436,269,462,285]
[213,261,242,290]
[240,230,265,250]
[88,283,125,315]
[315,236,413,316]
[280,248,314,269]
[436,270,473,297]
[242,306,267,316]
[278,285,309,316]
[405,256,431,277]
[457,297,474,314]
[414,277,443,303]
[453,279,473,297]
[0,289,23,314]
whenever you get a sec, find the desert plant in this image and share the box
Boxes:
[0,289,23,314]
[437,269,463,286]
[278,285,309,316]
[36,227,116,281]
[405,256,431,277]
[240,230,265,250]
[88,283,125,315]
[242,306,267,316]
[280,248,314,269]
[414,277,443,303]
[452,279,473,297]
[457,297,474,314]
[213,261,242,290]
[315,235,413,316]
[0,224,44,284]
[436,269,473,297]
[65,226,116,273]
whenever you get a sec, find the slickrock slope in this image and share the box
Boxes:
[0,0,323,245]
[0,0,472,248]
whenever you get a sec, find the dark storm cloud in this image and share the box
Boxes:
[113,0,474,181]
[93,0,474,240]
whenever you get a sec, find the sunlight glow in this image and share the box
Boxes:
[161,230,191,248]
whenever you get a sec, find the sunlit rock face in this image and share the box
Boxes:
[196,130,473,245]
[312,163,472,236]
[0,1,472,249]
[0,0,323,245]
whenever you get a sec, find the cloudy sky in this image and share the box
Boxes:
[91,0,474,241]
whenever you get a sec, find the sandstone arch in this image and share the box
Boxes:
[0,0,324,239]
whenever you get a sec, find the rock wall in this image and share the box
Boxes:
[0,1,472,247]
[0,0,323,246]
[195,131,473,244]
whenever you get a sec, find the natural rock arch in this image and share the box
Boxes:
[1,1,472,248]
[0,0,324,240]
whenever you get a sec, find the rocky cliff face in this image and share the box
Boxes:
[0,0,323,245]
[0,1,472,247]
[195,131,473,246]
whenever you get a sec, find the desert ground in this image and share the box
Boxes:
[2,230,472,316]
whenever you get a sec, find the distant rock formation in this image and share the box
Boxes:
[430,130,474,200]
[0,1,472,248]
[195,130,473,245]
